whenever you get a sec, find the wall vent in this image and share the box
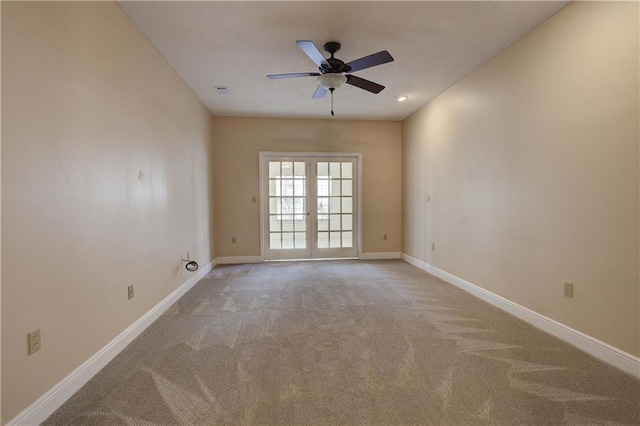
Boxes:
[215,86,231,95]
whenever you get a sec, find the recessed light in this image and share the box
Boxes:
[397,95,408,102]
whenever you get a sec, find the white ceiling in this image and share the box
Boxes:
[118,1,569,121]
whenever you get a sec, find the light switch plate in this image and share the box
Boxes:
[564,281,573,298]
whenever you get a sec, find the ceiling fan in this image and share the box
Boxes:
[267,40,394,115]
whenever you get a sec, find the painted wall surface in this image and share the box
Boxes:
[0,2,3,417]
[402,1,639,356]
[212,117,401,258]
[1,2,215,421]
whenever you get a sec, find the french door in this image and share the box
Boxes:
[261,153,359,260]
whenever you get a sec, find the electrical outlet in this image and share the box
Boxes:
[383,234,388,241]
[564,282,573,298]
[427,194,431,202]
[28,329,41,355]
[252,196,257,204]
[128,285,135,300]
[187,251,191,260]
[232,237,236,244]
[432,243,436,251]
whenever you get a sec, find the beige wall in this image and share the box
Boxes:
[212,117,401,258]
[1,2,215,422]
[403,1,639,356]
[0,3,3,419]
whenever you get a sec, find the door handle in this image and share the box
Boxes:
[306,212,310,216]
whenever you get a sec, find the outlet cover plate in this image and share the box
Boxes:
[28,329,41,355]
[128,285,135,300]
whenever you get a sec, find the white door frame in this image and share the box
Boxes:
[259,151,362,261]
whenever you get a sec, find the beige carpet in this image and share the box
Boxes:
[45,260,639,425]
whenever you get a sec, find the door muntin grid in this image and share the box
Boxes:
[268,161,307,250]
[316,161,354,249]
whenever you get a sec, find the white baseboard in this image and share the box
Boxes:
[401,253,640,379]
[359,252,402,260]
[8,259,216,426]
[216,254,402,263]
[215,256,263,265]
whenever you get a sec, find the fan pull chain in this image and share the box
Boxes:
[330,88,335,116]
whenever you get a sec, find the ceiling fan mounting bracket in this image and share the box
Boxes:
[323,41,341,56]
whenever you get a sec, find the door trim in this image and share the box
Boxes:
[259,151,362,261]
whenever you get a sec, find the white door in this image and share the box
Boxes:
[261,153,359,260]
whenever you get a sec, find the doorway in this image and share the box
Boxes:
[260,152,360,260]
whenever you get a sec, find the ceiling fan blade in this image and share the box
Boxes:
[267,72,320,79]
[296,40,329,68]
[346,75,385,94]
[312,84,328,99]
[346,50,394,73]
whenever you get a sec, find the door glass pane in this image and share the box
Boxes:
[342,162,352,179]
[318,162,328,177]
[342,232,353,248]
[294,162,305,177]
[282,180,294,196]
[270,215,282,232]
[318,197,329,218]
[295,232,306,249]
[317,179,329,197]
[330,162,341,178]
[342,214,352,231]
[270,233,281,249]
[282,197,293,215]
[318,216,328,231]
[330,214,341,231]
[294,198,306,214]
[342,197,352,214]
[269,198,278,214]
[294,215,306,231]
[269,162,280,178]
[330,232,341,248]
[294,180,305,196]
[282,162,293,177]
[318,232,329,248]
[282,232,294,249]
[330,197,341,213]
[281,217,293,232]
[331,180,341,196]
[341,180,352,196]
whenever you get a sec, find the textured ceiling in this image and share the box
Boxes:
[118,1,569,121]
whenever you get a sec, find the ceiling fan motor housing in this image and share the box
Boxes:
[320,41,352,74]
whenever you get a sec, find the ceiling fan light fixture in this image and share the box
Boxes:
[318,73,347,90]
